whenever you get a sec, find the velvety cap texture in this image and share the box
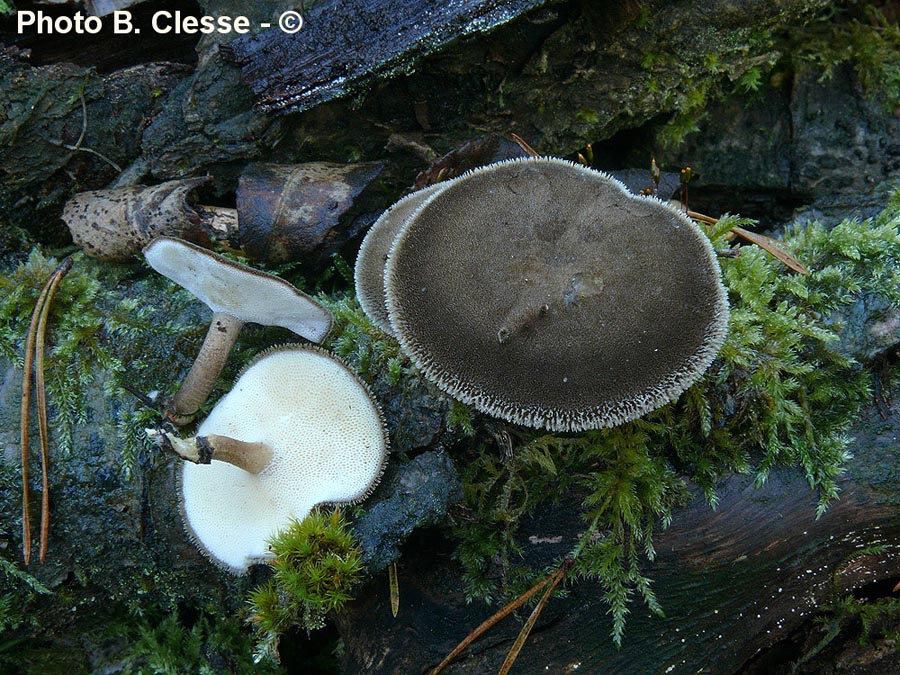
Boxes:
[355,182,444,333]
[385,157,729,432]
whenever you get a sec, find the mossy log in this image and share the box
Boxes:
[335,396,900,673]
[1,0,838,242]
[0,52,188,247]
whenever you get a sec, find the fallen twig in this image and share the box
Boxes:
[47,92,123,173]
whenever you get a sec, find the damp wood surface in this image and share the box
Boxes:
[224,0,548,114]
[1,0,899,671]
[335,396,900,674]
[0,0,864,243]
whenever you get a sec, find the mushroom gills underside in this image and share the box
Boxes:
[175,346,388,573]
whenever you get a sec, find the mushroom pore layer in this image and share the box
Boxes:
[178,346,387,573]
[385,157,729,432]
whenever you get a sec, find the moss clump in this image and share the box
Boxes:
[247,510,364,663]
[651,3,900,148]
[108,608,284,675]
[319,292,406,384]
[452,194,900,645]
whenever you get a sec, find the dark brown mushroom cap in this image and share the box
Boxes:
[144,236,332,343]
[354,183,444,333]
[385,157,729,432]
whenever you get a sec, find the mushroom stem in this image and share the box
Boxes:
[497,297,550,344]
[148,429,273,474]
[169,313,244,425]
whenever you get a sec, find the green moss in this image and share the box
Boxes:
[736,65,764,93]
[0,250,205,476]
[318,293,405,382]
[247,510,363,664]
[792,545,900,669]
[648,3,900,150]
[448,400,476,437]
[793,4,900,111]
[576,108,601,125]
[0,557,51,640]
[452,195,900,645]
[113,609,284,675]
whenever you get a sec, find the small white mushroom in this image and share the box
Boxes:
[146,346,388,573]
[143,236,333,425]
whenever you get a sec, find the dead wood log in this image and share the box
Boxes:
[335,396,900,673]
[224,0,548,115]
[0,51,188,245]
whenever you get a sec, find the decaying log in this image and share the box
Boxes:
[335,396,900,673]
[0,51,188,244]
[224,0,548,114]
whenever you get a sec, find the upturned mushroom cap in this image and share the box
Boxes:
[355,183,445,333]
[144,236,332,343]
[385,157,729,432]
[179,346,388,573]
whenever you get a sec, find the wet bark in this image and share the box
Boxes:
[1,0,840,246]
[336,397,900,674]
[224,0,549,114]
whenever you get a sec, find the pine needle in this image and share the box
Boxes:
[730,226,809,275]
[20,280,50,564]
[430,568,557,674]
[510,133,539,158]
[20,257,73,564]
[687,210,808,274]
[497,558,573,675]
[389,562,400,618]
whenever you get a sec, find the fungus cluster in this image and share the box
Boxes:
[148,346,387,573]
[356,157,729,432]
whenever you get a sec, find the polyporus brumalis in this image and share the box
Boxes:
[146,346,388,573]
[384,157,729,432]
[354,182,445,334]
[144,236,332,425]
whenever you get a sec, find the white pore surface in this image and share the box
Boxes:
[145,237,331,342]
[181,348,385,572]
